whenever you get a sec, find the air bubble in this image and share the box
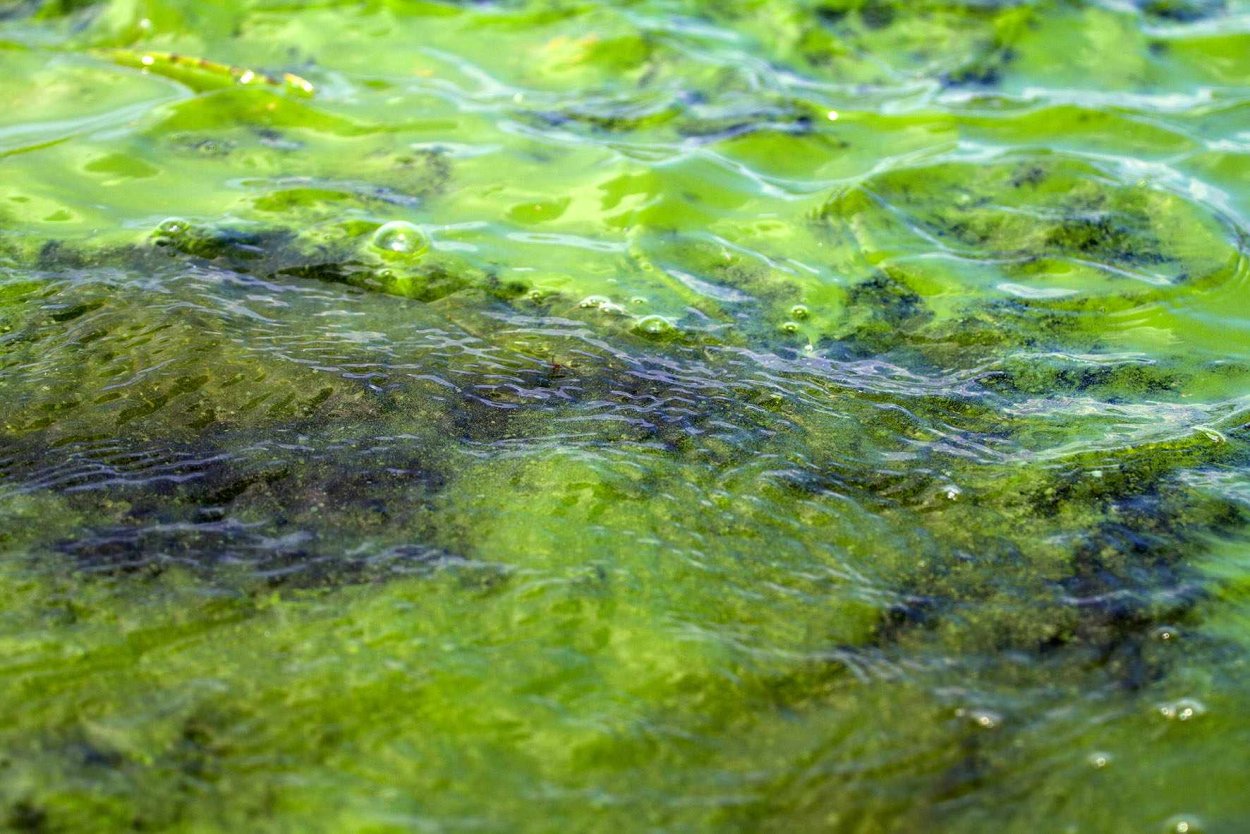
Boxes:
[579,295,612,309]
[1153,625,1180,643]
[370,221,429,258]
[780,321,800,335]
[1164,815,1204,834]
[1087,751,1112,769]
[634,315,676,339]
[955,707,1001,729]
[972,710,1000,729]
[790,304,810,320]
[156,217,191,238]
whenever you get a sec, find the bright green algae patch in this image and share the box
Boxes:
[3,0,1250,832]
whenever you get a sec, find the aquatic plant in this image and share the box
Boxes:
[1,0,1250,831]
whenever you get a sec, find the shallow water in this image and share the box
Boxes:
[1,0,1249,831]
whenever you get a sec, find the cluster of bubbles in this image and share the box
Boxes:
[578,295,630,316]
[779,303,809,335]
[1157,698,1206,722]
[148,216,816,347]
[577,295,679,340]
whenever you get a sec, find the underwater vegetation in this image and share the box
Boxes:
[2,0,1250,831]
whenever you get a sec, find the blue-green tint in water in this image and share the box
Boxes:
[1,0,1250,831]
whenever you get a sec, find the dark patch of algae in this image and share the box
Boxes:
[2,0,1250,832]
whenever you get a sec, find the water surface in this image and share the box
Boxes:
[2,1,1250,831]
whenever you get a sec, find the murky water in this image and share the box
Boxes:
[2,1,1249,831]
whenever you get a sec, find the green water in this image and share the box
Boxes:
[2,0,1250,831]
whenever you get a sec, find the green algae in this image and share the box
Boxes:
[2,0,1250,832]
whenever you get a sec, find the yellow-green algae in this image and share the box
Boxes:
[2,0,1250,831]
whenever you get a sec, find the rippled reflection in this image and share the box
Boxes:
[1,0,1250,832]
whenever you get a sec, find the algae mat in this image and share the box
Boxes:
[2,0,1250,831]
